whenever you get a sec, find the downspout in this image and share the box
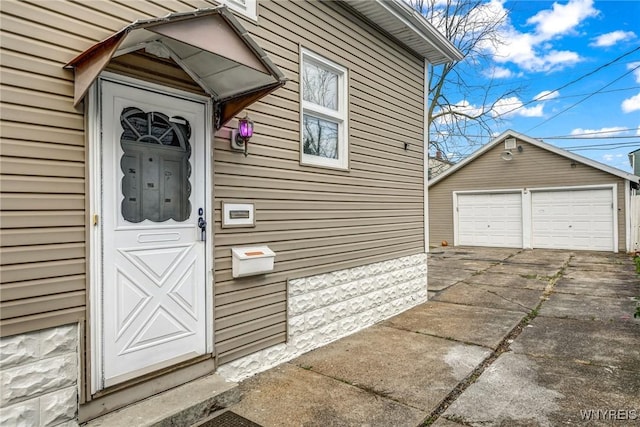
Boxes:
[625,179,630,253]
[423,58,429,254]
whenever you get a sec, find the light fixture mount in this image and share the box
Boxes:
[231,114,254,156]
[500,150,513,161]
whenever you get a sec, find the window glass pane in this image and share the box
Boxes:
[120,107,192,223]
[303,61,338,111]
[303,114,339,159]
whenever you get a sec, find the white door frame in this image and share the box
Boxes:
[88,72,214,394]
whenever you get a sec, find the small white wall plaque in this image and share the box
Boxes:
[222,201,255,228]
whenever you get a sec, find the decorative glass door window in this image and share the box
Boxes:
[120,107,192,222]
[300,48,349,169]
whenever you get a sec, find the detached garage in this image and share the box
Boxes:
[430,131,640,253]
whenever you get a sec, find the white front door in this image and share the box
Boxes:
[456,193,523,248]
[99,80,209,389]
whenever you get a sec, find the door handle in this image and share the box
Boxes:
[198,217,207,241]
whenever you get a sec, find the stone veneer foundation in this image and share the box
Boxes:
[217,253,428,382]
[0,324,79,427]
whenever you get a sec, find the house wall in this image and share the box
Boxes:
[218,253,427,381]
[429,138,628,251]
[212,0,426,364]
[1,0,426,381]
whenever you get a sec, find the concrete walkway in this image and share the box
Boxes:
[226,247,639,427]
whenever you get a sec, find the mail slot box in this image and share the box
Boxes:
[231,246,276,278]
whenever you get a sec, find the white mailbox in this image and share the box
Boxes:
[231,246,276,278]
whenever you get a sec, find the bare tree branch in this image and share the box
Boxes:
[409,0,524,164]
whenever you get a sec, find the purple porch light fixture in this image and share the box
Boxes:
[232,114,254,156]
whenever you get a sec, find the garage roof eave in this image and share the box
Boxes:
[429,129,640,186]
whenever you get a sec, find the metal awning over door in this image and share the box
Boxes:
[65,6,286,128]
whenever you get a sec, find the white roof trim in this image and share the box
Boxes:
[429,129,640,186]
[339,0,463,64]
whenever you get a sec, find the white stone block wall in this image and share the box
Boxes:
[218,253,428,381]
[0,324,79,427]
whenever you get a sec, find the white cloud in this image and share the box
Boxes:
[622,93,640,113]
[571,127,628,137]
[602,154,614,162]
[446,100,486,117]
[483,66,514,79]
[628,62,640,83]
[590,30,636,47]
[493,96,544,118]
[527,0,599,39]
[488,0,598,73]
[533,90,560,101]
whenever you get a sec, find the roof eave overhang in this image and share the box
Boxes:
[339,0,463,64]
[64,6,286,128]
[429,129,640,186]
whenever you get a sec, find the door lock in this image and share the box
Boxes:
[198,208,206,241]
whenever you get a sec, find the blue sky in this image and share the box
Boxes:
[437,0,640,173]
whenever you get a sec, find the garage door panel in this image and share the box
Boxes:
[457,193,522,248]
[532,189,613,251]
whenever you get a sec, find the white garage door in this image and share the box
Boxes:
[457,193,523,248]
[532,188,614,251]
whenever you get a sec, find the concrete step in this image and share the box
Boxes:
[83,374,240,427]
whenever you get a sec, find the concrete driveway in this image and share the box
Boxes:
[226,247,640,426]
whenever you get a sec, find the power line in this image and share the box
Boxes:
[492,87,639,108]
[541,128,640,139]
[527,63,640,132]
[566,142,640,151]
[430,130,640,139]
[492,45,640,119]
[546,135,640,140]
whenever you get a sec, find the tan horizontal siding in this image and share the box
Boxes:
[215,222,423,247]
[215,301,287,331]
[2,67,75,98]
[216,312,285,343]
[214,240,422,284]
[0,306,86,338]
[214,0,425,363]
[216,247,424,298]
[1,259,86,284]
[1,290,85,319]
[2,140,84,161]
[0,0,428,370]
[429,139,628,251]
[217,333,287,365]
[0,211,85,228]
[1,227,85,247]
[0,275,85,301]
[1,123,84,146]
[1,0,91,339]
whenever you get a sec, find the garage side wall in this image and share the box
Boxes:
[429,139,627,251]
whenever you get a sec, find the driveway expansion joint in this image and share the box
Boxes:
[421,253,572,426]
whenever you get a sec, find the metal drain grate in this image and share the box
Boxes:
[196,411,262,427]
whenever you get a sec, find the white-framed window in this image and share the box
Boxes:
[218,0,257,21]
[300,48,349,170]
